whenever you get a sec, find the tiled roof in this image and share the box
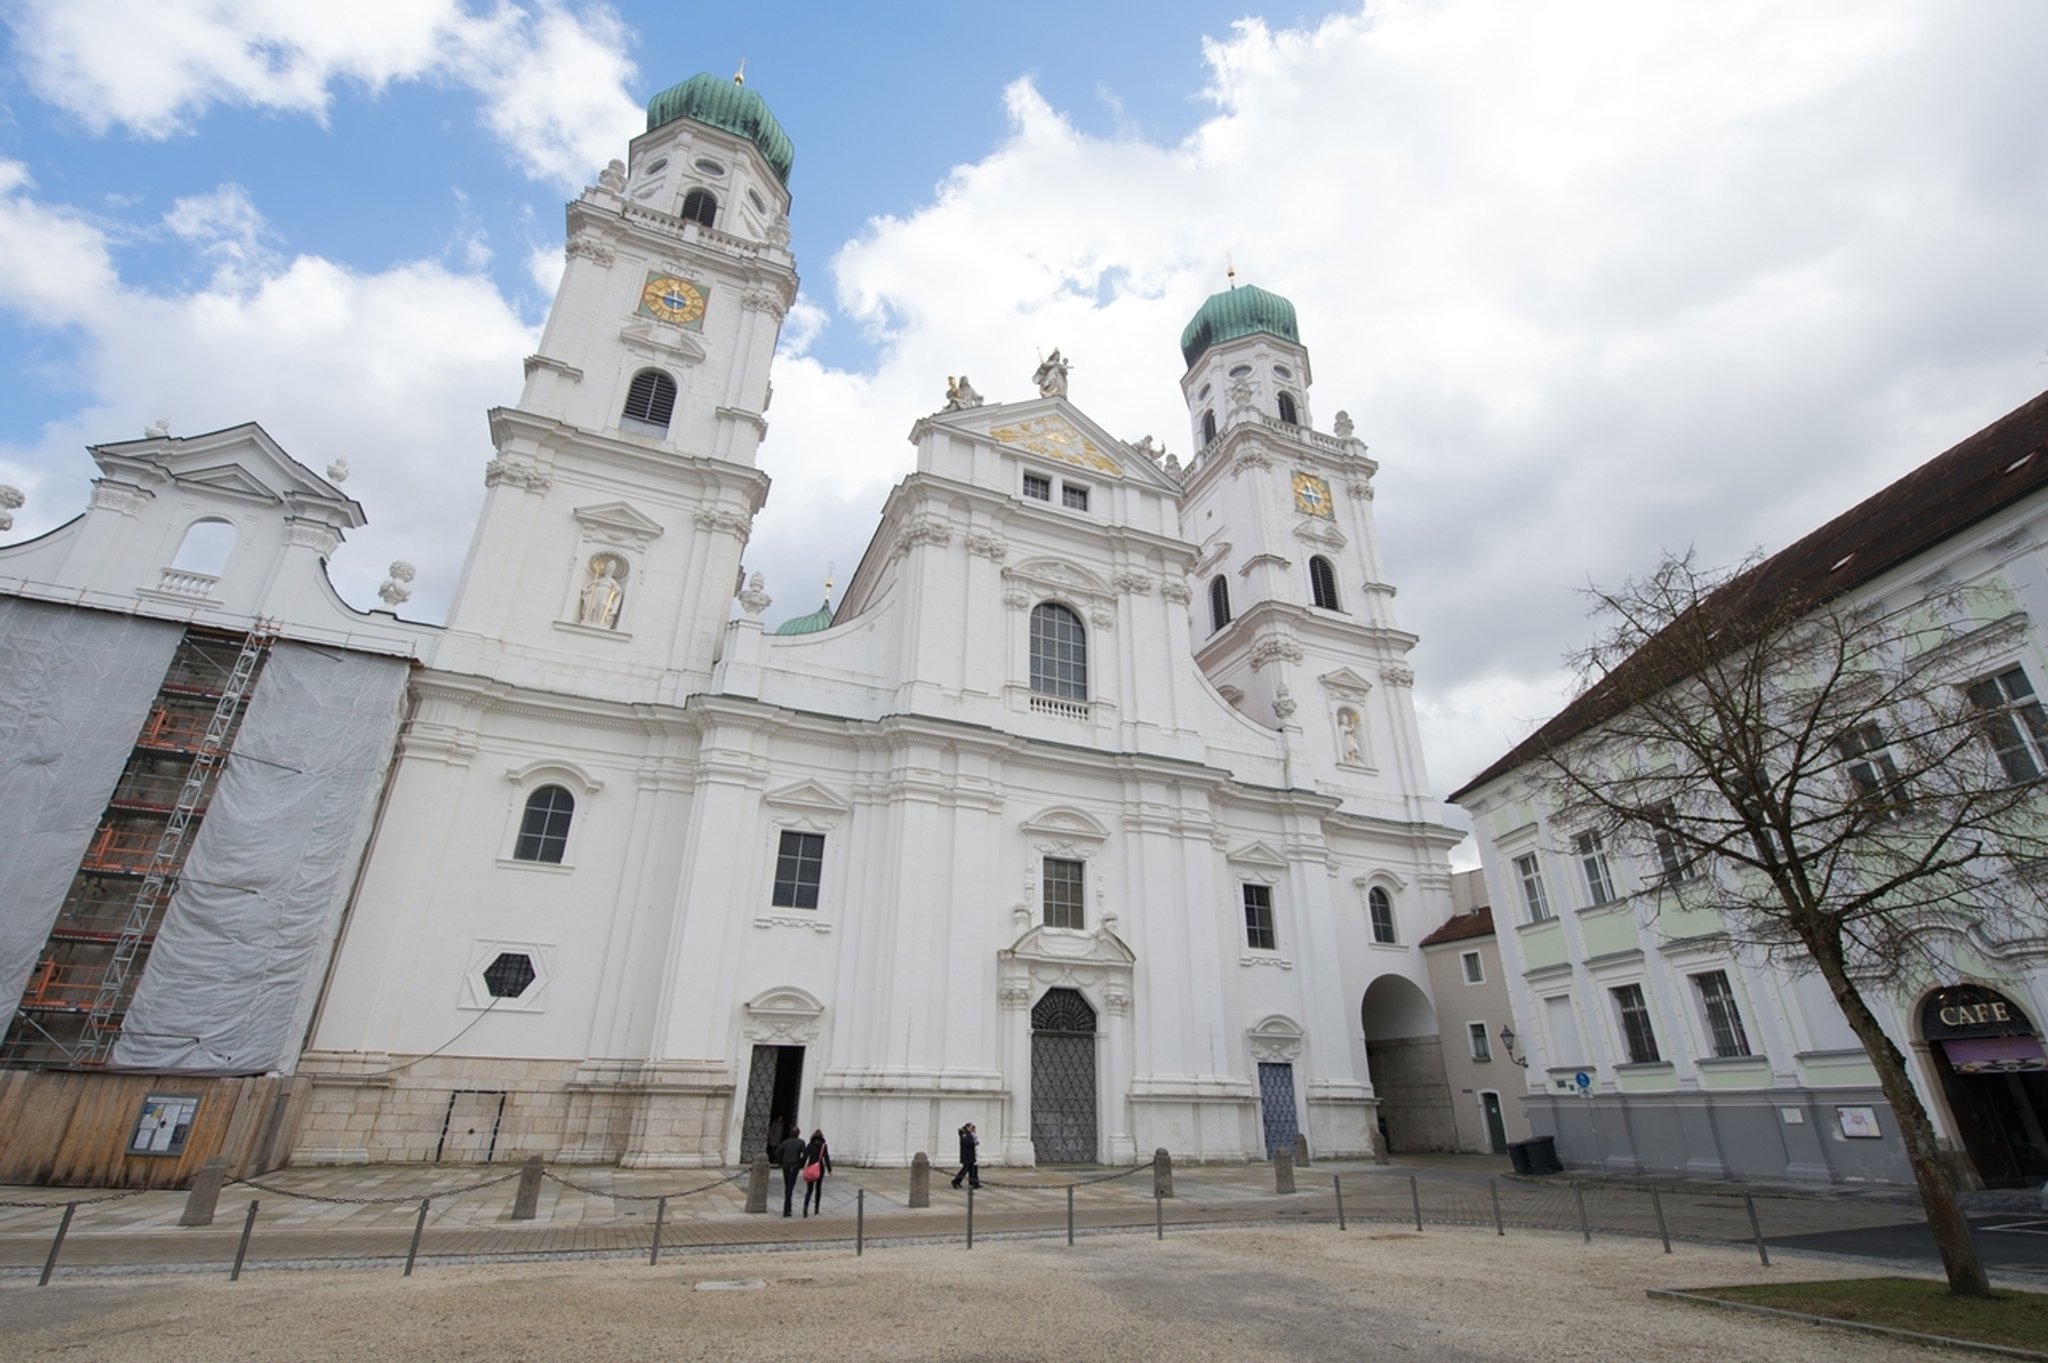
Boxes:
[1418,905,1495,947]
[1449,387,2048,803]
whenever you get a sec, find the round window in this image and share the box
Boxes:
[693,157,727,177]
[1198,384,1212,400]
[641,158,668,175]
[1228,364,1253,378]
[747,188,767,213]
[1273,365,1293,379]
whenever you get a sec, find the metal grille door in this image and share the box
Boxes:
[1258,1061,1299,1157]
[1031,988,1098,1163]
[740,1045,779,1159]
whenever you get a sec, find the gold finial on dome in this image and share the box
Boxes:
[734,58,747,85]
[1226,257,1237,288]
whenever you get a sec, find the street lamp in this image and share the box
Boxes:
[1498,1024,1530,1068]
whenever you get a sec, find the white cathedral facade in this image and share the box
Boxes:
[0,73,1462,1174]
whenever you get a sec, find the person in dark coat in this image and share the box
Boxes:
[776,1120,808,1216]
[951,1121,981,1189]
[800,1128,832,1217]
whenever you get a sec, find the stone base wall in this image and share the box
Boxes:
[291,1055,732,1167]
[1525,1086,1912,1185]
[1366,1037,1459,1153]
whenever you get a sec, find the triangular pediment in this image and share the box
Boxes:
[1001,922,1136,968]
[1319,667,1375,699]
[1226,840,1288,869]
[1294,517,1347,550]
[921,396,1186,494]
[1020,804,1111,841]
[573,501,667,545]
[763,778,852,814]
[618,319,707,364]
[92,422,364,526]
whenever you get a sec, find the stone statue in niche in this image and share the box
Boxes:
[1337,707,1364,764]
[579,554,626,628]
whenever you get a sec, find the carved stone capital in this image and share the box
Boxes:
[1103,987,1132,1016]
[565,231,616,267]
[1232,446,1274,475]
[284,520,342,554]
[1348,480,1375,500]
[1111,570,1154,596]
[1000,983,1035,1009]
[89,482,149,517]
[966,529,1008,561]
[1090,606,1115,632]
[1380,664,1415,687]
[695,508,753,539]
[894,515,953,558]
[1249,637,1305,671]
[1004,587,1031,610]
[1161,579,1192,604]
[740,289,787,318]
[484,457,552,493]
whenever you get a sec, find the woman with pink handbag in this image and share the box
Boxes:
[800,1128,832,1217]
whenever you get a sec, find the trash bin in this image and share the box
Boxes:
[1524,1134,1562,1175]
[1506,1139,1533,1175]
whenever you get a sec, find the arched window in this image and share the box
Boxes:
[514,785,575,863]
[1369,886,1396,944]
[1028,602,1087,699]
[1277,391,1299,425]
[1201,410,1217,444]
[1209,576,1232,633]
[170,518,236,577]
[621,369,678,432]
[1309,556,1340,611]
[680,188,718,227]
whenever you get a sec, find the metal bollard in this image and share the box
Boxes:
[746,1154,770,1215]
[230,1200,258,1282]
[1275,1149,1296,1194]
[1410,1175,1422,1232]
[1067,1185,1075,1245]
[1650,1186,1671,1254]
[181,1157,229,1227]
[966,1185,974,1249]
[649,1195,667,1266]
[909,1152,931,1209]
[1575,1185,1591,1244]
[38,1202,76,1287]
[1334,1174,1347,1231]
[1743,1193,1770,1267]
[1153,1147,1174,1199]
[511,1154,545,1221]
[404,1197,430,1277]
[856,1188,865,1256]
[1489,1178,1504,1236]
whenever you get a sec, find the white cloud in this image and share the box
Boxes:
[11,0,641,189]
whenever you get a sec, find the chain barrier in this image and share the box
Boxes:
[224,1168,522,1205]
[539,1168,746,1203]
[969,1160,1155,1191]
[0,1188,150,1210]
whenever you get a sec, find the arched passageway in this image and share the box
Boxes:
[1361,974,1456,1153]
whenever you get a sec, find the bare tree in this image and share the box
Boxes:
[1529,550,2048,1298]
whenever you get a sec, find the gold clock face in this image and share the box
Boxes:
[639,273,707,327]
[1293,472,1333,518]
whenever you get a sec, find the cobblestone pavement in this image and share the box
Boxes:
[0,1152,2038,1283]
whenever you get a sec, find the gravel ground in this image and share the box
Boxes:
[0,1225,1993,1362]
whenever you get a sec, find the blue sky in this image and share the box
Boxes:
[3,1,2047,804]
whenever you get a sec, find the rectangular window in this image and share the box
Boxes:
[1650,801,1694,882]
[1023,472,1052,502]
[1573,830,1616,906]
[771,831,825,909]
[1243,883,1277,950]
[1461,950,1484,984]
[1836,721,1908,817]
[1043,857,1085,929]
[1061,483,1090,511]
[1966,666,2048,783]
[1612,983,1661,1064]
[1514,853,1552,923]
[1693,970,1753,1058]
[1467,1022,1492,1062]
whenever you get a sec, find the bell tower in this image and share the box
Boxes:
[1176,281,1436,817]
[442,72,799,702]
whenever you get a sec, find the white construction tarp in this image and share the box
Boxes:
[115,642,407,1072]
[0,602,182,1011]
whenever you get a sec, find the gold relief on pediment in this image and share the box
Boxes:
[988,417,1123,476]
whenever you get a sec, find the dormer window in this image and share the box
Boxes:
[622,369,678,434]
[1277,392,1299,425]
[681,188,717,227]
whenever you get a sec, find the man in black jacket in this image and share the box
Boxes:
[951,1121,981,1189]
[776,1121,808,1216]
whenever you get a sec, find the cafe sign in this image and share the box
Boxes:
[1921,985,2034,1041]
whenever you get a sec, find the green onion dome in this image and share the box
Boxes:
[773,598,834,636]
[645,73,794,186]
[1179,283,1300,369]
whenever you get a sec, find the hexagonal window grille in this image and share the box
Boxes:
[482,952,537,999]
